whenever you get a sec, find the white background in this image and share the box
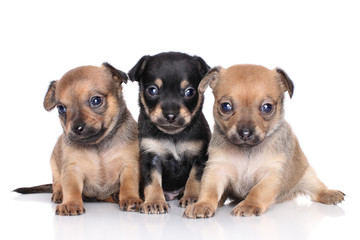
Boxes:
[1,1,359,239]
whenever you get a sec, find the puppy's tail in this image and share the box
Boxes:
[13,184,53,194]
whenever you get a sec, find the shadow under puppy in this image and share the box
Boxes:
[128,52,211,214]
[184,64,345,218]
[14,63,142,215]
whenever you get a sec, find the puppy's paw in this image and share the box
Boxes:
[51,191,63,203]
[231,202,263,217]
[178,196,198,208]
[317,190,345,205]
[140,200,169,214]
[183,202,215,218]
[119,197,143,212]
[55,201,85,216]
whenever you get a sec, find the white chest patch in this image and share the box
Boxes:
[141,138,204,161]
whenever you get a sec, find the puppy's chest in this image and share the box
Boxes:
[141,138,203,163]
[229,151,276,197]
[69,147,124,196]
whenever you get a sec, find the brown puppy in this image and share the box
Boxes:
[184,64,345,218]
[16,63,143,216]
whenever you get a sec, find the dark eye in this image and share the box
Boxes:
[184,87,196,98]
[147,86,159,97]
[57,105,66,115]
[220,102,232,113]
[90,96,103,107]
[261,103,273,113]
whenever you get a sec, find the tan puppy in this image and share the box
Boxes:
[184,64,345,218]
[16,63,143,216]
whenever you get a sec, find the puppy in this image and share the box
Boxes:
[128,52,211,214]
[14,63,143,215]
[184,64,345,218]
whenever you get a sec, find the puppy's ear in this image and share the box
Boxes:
[128,55,150,82]
[44,81,57,111]
[276,68,294,98]
[102,62,128,84]
[198,67,221,94]
[193,56,210,78]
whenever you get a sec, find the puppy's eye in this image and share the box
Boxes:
[261,103,273,113]
[147,86,159,97]
[184,87,196,98]
[57,105,66,115]
[90,96,103,107]
[220,102,232,113]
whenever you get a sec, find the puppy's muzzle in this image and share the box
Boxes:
[68,122,106,144]
[72,124,86,136]
[229,125,262,147]
[164,112,178,124]
[238,128,254,141]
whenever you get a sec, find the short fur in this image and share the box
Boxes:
[184,64,345,218]
[128,52,211,214]
[14,63,142,216]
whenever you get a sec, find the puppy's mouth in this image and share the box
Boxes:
[67,127,107,144]
[229,135,263,147]
[156,123,187,135]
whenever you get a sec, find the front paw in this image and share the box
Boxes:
[140,200,169,214]
[231,201,263,217]
[178,196,198,208]
[55,200,85,216]
[183,202,216,218]
[51,191,63,203]
[119,197,143,212]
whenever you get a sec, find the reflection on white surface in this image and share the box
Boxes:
[8,192,356,240]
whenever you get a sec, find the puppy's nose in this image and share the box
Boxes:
[165,113,176,123]
[73,124,85,135]
[238,128,254,141]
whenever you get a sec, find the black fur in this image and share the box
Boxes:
[13,184,53,194]
[129,52,211,197]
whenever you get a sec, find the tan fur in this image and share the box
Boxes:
[178,168,201,207]
[181,79,189,89]
[155,78,163,89]
[141,171,169,214]
[184,64,345,218]
[45,64,142,216]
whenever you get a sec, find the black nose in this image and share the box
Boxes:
[165,113,176,123]
[238,128,254,141]
[72,124,85,135]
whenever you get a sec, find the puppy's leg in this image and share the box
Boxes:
[299,167,345,205]
[231,174,281,217]
[179,167,201,207]
[118,149,143,211]
[140,170,169,214]
[55,167,85,216]
[184,163,229,218]
[50,140,63,203]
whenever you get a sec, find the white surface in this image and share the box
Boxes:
[1,0,360,240]
[4,193,358,240]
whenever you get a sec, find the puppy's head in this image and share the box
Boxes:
[44,63,128,145]
[129,52,210,134]
[200,64,294,147]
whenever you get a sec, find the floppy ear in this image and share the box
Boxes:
[128,55,150,82]
[102,62,128,84]
[193,56,210,78]
[44,81,57,111]
[198,66,221,94]
[276,68,294,98]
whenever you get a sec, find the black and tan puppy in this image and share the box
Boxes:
[184,64,345,218]
[128,52,211,214]
[14,63,143,215]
